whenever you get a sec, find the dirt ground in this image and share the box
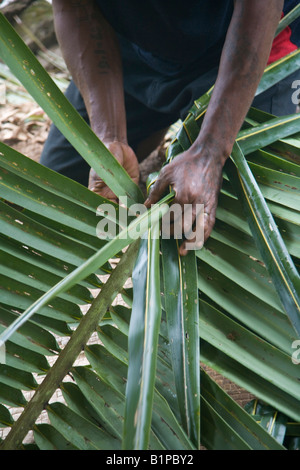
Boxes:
[0,100,51,160]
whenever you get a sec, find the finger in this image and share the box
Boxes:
[145,169,172,208]
[203,208,217,242]
[181,204,195,240]
[168,188,192,238]
[161,198,182,238]
[179,206,205,256]
[178,242,188,257]
[89,177,118,203]
[92,188,118,204]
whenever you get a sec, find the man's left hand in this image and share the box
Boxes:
[145,147,224,255]
[89,141,140,203]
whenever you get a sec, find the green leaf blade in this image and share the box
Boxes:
[123,222,162,450]
[228,142,300,336]
[161,239,200,448]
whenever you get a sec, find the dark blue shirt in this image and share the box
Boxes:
[96,0,300,66]
[284,0,300,46]
[96,0,234,65]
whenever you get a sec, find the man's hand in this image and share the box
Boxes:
[145,145,224,256]
[52,1,132,203]
[144,0,283,256]
[88,141,140,203]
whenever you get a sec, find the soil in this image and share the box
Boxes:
[0,100,51,161]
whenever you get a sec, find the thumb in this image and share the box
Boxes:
[145,170,171,208]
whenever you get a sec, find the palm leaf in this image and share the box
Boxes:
[256,49,300,96]
[237,113,300,156]
[200,369,284,450]
[161,238,200,447]
[275,3,300,36]
[123,223,163,450]
[0,193,171,349]
[0,10,300,450]
[227,142,300,335]
[1,240,140,449]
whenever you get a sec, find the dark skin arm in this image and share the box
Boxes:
[145,0,283,254]
[53,0,283,253]
[52,0,139,203]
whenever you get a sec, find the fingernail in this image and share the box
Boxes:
[179,245,187,256]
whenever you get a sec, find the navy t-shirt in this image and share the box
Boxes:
[96,0,234,65]
[284,0,300,47]
[96,0,300,67]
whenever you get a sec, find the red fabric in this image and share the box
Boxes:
[268,12,297,65]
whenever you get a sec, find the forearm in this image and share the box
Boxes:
[191,0,283,163]
[52,0,126,143]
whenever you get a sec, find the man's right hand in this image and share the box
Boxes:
[52,1,133,205]
[88,141,140,203]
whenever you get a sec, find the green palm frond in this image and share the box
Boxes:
[0,9,300,451]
